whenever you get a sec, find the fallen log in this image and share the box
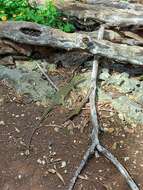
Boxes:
[0,21,143,66]
[55,0,143,29]
[81,0,143,11]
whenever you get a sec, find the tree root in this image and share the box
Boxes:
[67,25,139,190]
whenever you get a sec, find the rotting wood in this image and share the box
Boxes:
[55,0,143,29]
[79,0,143,11]
[1,22,143,65]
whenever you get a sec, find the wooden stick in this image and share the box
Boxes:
[36,61,59,91]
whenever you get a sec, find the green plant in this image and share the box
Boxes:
[0,0,75,32]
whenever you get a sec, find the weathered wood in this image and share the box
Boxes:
[55,0,143,29]
[0,21,84,49]
[1,21,143,66]
[1,21,140,46]
[81,0,143,11]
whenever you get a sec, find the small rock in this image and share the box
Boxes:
[37,158,42,164]
[0,120,5,125]
[64,170,67,174]
[54,127,59,132]
[36,116,41,120]
[20,152,24,156]
[37,158,46,165]
[124,157,130,162]
[61,161,66,168]
[18,174,22,179]
[25,149,30,156]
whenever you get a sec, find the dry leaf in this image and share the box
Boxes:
[56,171,65,185]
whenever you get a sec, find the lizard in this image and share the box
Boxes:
[27,74,86,151]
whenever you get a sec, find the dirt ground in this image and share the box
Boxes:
[0,80,143,190]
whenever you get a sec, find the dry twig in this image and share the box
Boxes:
[36,61,59,91]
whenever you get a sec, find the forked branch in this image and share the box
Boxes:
[67,25,139,190]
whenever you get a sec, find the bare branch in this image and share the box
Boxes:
[96,144,139,190]
[67,24,139,190]
[36,61,59,91]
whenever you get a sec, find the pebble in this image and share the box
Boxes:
[61,161,66,168]
[99,177,103,181]
[36,116,41,120]
[51,152,56,156]
[20,152,24,156]
[64,170,67,174]
[0,120,5,125]
[124,157,130,162]
[37,158,46,165]
[18,174,22,179]
[54,127,59,132]
[49,146,52,150]
[25,150,30,156]
[135,150,139,155]
[103,123,108,127]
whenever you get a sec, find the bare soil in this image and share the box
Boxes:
[0,81,142,190]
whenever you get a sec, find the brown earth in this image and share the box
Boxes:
[0,80,142,190]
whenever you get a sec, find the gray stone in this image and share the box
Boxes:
[0,65,55,105]
[112,96,143,124]
[99,68,110,81]
[107,72,129,86]
[97,89,113,102]
[119,79,140,93]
